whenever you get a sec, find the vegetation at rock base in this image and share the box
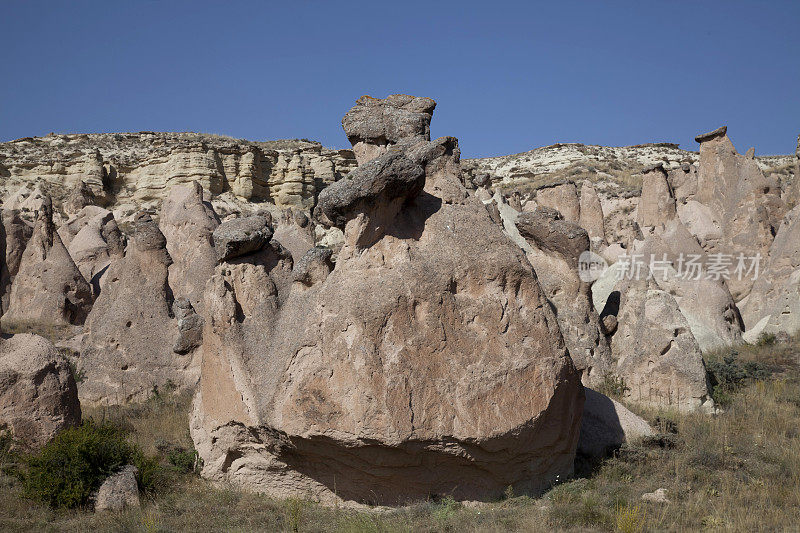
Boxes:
[1,337,799,530]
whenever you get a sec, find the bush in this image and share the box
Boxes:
[757,332,777,346]
[18,420,159,509]
[597,373,629,398]
[707,352,772,406]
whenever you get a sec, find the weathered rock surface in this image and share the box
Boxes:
[173,297,203,355]
[191,96,584,505]
[579,180,606,244]
[577,388,653,459]
[63,181,96,215]
[0,134,358,221]
[516,207,613,385]
[2,196,93,329]
[316,151,425,248]
[0,333,81,448]
[741,204,800,338]
[79,213,197,405]
[691,127,784,300]
[636,164,676,229]
[65,210,124,290]
[342,94,436,165]
[159,182,219,309]
[536,182,580,223]
[212,215,272,262]
[0,209,32,312]
[271,209,316,262]
[610,277,713,412]
[94,465,140,512]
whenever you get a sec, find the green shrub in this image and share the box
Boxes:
[757,332,777,346]
[167,446,201,474]
[707,352,772,406]
[18,420,159,509]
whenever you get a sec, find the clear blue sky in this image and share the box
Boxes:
[1,0,798,157]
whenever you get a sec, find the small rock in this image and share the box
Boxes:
[95,465,140,512]
[641,488,669,504]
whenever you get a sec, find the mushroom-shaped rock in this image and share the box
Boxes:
[3,196,93,329]
[342,94,436,165]
[79,213,198,405]
[693,126,783,300]
[0,333,81,449]
[212,215,272,263]
[191,95,584,506]
[516,207,590,265]
[316,151,425,248]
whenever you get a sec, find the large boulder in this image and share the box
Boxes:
[191,96,584,505]
[2,196,93,330]
[212,215,272,263]
[609,276,713,412]
[159,182,220,309]
[79,213,198,405]
[341,94,436,165]
[516,207,614,385]
[0,333,81,449]
[94,465,140,512]
[316,151,425,248]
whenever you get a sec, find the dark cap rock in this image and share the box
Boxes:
[212,215,273,263]
[695,126,727,143]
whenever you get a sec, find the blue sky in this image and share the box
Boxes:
[1,0,798,157]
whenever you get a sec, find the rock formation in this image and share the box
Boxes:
[691,126,784,301]
[94,465,140,512]
[516,207,614,385]
[579,180,606,244]
[342,94,436,165]
[65,210,124,290]
[0,333,81,449]
[577,388,653,459]
[609,275,713,412]
[271,209,316,262]
[191,95,584,505]
[0,134,358,222]
[159,182,220,309]
[740,204,800,339]
[79,213,198,405]
[2,196,93,330]
[0,209,32,312]
[536,182,580,223]
[212,215,272,262]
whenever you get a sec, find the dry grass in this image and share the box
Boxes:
[2,339,800,531]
